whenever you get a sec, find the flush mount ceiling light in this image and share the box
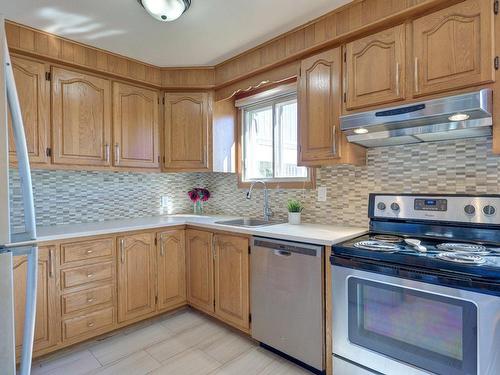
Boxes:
[138,0,191,22]
[448,113,470,122]
[353,127,369,134]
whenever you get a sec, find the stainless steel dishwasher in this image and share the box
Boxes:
[251,237,325,373]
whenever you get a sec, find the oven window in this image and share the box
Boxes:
[348,277,477,375]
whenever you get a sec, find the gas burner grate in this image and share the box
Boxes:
[371,234,403,244]
[436,252,486,265]
[353,240,400,252]
[436,243,488,254]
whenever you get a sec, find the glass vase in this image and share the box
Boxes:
[193,200,203,215]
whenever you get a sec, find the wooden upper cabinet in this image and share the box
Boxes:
[345,25,406,110]
[164,92,212,171]
[157,230,186,311]
[8,56,50,164]
[14,246,59,355]
[117,233,156,323]
[185,229,214,314]
[412,0,494,96]
[214,234,249,331]
[51,67,112,166]
[112,82,159,169]
[298,48,342,165]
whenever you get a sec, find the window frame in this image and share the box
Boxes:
[237,92,315,189]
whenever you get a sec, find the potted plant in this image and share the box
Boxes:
[287,199,304,225]
[188,187,210,214]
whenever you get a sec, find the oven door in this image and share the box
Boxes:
[332,262,500,375]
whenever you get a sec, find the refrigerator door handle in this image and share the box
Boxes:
[3,34,36,241]
[3,28,38,375]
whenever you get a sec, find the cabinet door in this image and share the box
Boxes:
[412,0,494,96]
[117,233,156,323]
[185,229,214,314]
[14,246,59,355]
[164,92,212,171]
[298,48,341,165]
[214,234,249,331]
[8,56,50,164]
[112,82,160,169]
[157,230,186,311]
[51,67,112,166]
[345,25,405,110]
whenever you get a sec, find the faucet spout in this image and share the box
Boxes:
[246,180,273,221]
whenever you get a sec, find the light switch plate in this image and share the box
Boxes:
[317,186,327,202]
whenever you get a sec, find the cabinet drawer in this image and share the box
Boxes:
[61,238,113,265]
[62,284,113,315]
[63,307,114,340]
[61,262,113,289]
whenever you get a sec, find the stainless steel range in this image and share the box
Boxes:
[331,194,500,375]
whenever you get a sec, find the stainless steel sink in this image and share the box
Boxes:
[215,218,283,227]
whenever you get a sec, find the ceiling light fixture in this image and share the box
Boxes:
[138,0,191,22]
[448,113,470,122]
[353,128,369,134]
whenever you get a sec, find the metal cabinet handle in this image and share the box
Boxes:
[395,62,400,97]
[115,143,120,165]
[86,250,93,255]
[49,248,54,278]
[87,273,94,278]
[331,125,337,156]
[105,143,110,163]
[87,321,95,327]
[87,298,95,303]
[414,57,419,93]
[160,235,165,257]
[120,238,125,263]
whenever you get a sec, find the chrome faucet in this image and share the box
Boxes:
[246,180,273,221]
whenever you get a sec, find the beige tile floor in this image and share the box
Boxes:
[31,308,311,375]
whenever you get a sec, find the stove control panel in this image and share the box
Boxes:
[370,194,500,225]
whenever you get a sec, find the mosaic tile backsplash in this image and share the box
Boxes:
[9,137,500,229]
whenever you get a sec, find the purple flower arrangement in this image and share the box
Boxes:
[188,187,211,203]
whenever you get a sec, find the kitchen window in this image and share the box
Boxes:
[237,85,313,188]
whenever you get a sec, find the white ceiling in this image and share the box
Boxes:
[0,0,350,66]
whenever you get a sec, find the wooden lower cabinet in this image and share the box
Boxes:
[214,234,250,331]
[157,229,186,310]
[13,245,59,356]
[186,229,215,314]
[117,232,157,323]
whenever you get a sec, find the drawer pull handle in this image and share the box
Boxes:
[87,321,95,327]
[86,250,93,254]
[87,273,94,278]
[87,298,95,303]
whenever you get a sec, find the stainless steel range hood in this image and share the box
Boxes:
[340,89,493,147]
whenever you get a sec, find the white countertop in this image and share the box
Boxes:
[36,214,367,246]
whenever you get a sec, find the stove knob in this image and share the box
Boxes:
[390,202,400,211]
[483,205,496,216]
[464,204,476,215]
[377,202,386,211]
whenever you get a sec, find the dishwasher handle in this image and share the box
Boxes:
[253,237,322,257]
[274,249,292,257]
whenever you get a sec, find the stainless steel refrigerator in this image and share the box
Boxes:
[0,16,39,375]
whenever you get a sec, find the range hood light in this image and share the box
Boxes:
[353,128,369,134]
[448,113,470,122]
[138,0,191,22]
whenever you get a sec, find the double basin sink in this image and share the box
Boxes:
[215,218,283,228]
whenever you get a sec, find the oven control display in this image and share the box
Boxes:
[414,198,447,211]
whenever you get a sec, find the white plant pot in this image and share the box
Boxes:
[288,212,301,225]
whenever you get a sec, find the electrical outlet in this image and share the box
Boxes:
[161,196,168,207]
[317,186,327,202]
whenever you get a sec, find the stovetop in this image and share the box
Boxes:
[333,232,500,280]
